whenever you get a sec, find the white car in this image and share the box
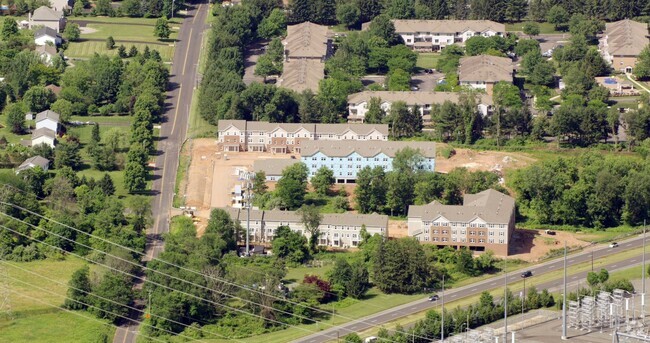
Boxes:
[609,242,619,248]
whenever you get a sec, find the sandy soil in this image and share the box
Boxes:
[435,147,537,176]
[509,228,592,262]
[79,27,98,34]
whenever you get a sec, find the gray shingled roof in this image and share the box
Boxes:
[224,207,388,228]
[253,159,299,176]
[34,26,60,39]
[36,44,57,56]
[300,140,436,158]
[16,155,50,172]
[217,120,389,136]
[279,58,325,93]
[392,20,505,34]
[31,6,63,21]
[407,189,515,224]
[284,22,329,58]
[35,110,60,123]
[605,19,649,57]
[347,91,494,106]
[458,55,513,83]
[31,128,56,139]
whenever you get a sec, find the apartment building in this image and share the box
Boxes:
[407,189,515,256]
[224,208,388,248]
[599,19,649,74]
[392,20,505,51]
[458,55,514,96]
[300,140,435,183]
[347,91,494,124]
[278,22,332,92]
[217,120,389,153]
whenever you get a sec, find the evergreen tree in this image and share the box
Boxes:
[1,17,19,40]
[635,45,650,79]
[354,166,387,213]
[364,97,386,124]
[98,173,115,196]
[91,123,101,144]
[275,162,309,209]
[290,0,313,23]
[129,45,138,58]
[357,0,382,22]
[154,17,171,40]
[313,0,336,25]
[64,266,92,310]
[118,45,127,58]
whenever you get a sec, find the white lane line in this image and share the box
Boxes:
[568,259,574,263]
[631,259,636,263]
[451,294,457,298]
[490,282,497,286]
[548,266,555,269]
[471,288,477,291]
[612,264,617,267]
[571,276,578,279]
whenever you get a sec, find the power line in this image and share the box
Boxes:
[0,224,351,342]
[0,260,244,343]
[4,273,196,343]
[0,200,431,341]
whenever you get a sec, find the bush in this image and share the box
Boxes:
[440,146,456,159]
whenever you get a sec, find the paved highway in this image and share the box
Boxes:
[295,234,650,343]
[112,2,208,343]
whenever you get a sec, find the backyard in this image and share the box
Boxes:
[416,52,442,70]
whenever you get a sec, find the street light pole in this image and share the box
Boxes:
[522,276,526,317]
[562,240,568,340]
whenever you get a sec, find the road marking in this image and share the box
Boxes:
[170,85,183,134]
[612,264,617,267]
[183,28,194,74]
[568,259,574,263]
[571,276,577,279]
[371,319,377,323]
[490,282,497,286]
[471,288,477,291]
[121,328,129,343]
[192,4,201,24]
[450,294,457,298]
[631,259,636,263]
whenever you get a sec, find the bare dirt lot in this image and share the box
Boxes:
[435,146,537,174]
[510,228,592,262]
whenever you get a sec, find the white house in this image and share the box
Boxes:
[34,27,62,46]
[35,44,58,65]
[15,155,50,174]
[29,6,65,33]
[392,20,506,51]
[347,91,494,124]
[35,110,60,132]
[31,128,56,148]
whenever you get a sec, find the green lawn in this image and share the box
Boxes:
[505,22,562,34]
[417,52,442,69]
[66,41,175,61]
[0,258,115,343]
[70,115,133,125]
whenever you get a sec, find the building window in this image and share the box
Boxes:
[452,238,457,242]
[461,230,465,235]
[432,229,437,234]
[452,230,456,234]
[489,231,494,236]
[479,232,485,236]
[442,230,448,234]
[470,238,475,243]
[479,239,485,243]
[432,237,437,242]
[499,239,504,244]
[499,232,504,236]
[489,239,494,243]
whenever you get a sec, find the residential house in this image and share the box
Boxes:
[392,20,505,51]
[36,44,58,65]
[278,22,332,92]
[29,6,65,33]
[224,208,388,248]
[35,110,60,132]
[252,159,299,181]
[458,55,514,96]
[300,140,435,183]
[217,120,389,153]
[31,128,56,148]
[599,19,649,74]
[15,155,50,174]
[407,189,515,256]
[34,26,62,46]
[347,91,494,124]
[50,0,73,12]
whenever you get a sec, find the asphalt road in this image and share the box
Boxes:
[294,234,650,343]
[112,2,208,343]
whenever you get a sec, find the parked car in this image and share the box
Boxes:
[428,294,439,301]
[545,230,556,235]
[609,242,619,248]
[521,271,533,278]
[410,85,420,91]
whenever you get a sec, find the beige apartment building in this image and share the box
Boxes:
[224,208,388,248]
[407,189,515,256]
[392,20,505,51]
[217,120,389,153]
[599,19,649,74]
[278,22,332,92]
[458,55,514,96]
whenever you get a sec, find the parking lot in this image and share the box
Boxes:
[411,70,444,92]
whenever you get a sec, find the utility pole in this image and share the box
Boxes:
[441,274,445,343]
[562,241,567,340]
[522,276,526,318]
[504,258,508,343]
[591,250,594,272]
[245,173,254,257]
[171,0,175,19]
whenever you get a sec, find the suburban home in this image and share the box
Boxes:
[35,110,60,132]
[50,0,73,12]
[31,128,57,148]
[347,91,494,124]
[29,6,65,33]
[35,44,58,65]
[45,84,62,97]
[33,26,62,46]
[224,208,388,248]
[300,140,435,183]
[217,120,389,153]
[599,19,649,74]
[252,159,299,182]
[407,189,515,256]
[15,155,50,174]
[392,20,505,51]
[458,55,514,96]
[278,22,332,92]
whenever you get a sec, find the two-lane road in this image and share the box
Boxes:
[295,234,650,343]
[112,2,208,343]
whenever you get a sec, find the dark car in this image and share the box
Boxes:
[521,271,533,278]
[428,294,439,301]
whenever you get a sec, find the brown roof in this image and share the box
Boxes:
[31,127,56,139]
[45,84,62,96]
[604,19,649,57]
[35,44,57,56]
[300,140,436,158]
[348,91,494,106]
[224,207,389,228]
[284,22,330,58]
[279,58,325,92]
[253,159,299,176]
[392,20,505,34]
[407,189,515,224]
[217,120,390,136]
[458,55,513,83]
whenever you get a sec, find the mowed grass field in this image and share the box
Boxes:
[65,16,181,61]
[417,52,442,69]
[505,21,561,34]
[0,258,115,343]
